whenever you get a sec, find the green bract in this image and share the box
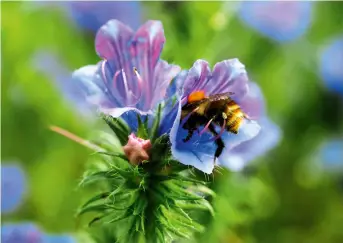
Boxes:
[77,108,215,243]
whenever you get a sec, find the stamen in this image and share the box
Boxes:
[111,69,128,104]
[199,118,214,136]
[121,69,130,95]
[101,60,109,83]
[210,119,226,141]
[244,113,257,121]
[132,67,143,102]
[181,97,188,106]
[180,107,199,128]
[133,67,144,91]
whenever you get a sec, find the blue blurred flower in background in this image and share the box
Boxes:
[320,37,343,96]
[72,19,180,129]
[1,163,27,214]
[319,139,343,171]
[1,223,42,243]
[43,234,76,243]
[238,1,313,42]
[64,1,142,32]
[32,51,93,118]
[32,1,142,33]
[168,59,261,174]
[1,223,76,243]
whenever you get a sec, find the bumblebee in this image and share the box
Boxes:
[180,90,249,164]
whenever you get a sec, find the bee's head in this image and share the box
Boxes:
[187,90,206,103]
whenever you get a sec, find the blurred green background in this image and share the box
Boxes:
[2,1,343,243]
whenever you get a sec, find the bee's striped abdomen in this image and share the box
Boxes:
[225,100,245,134]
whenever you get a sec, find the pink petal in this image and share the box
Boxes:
[130,20,166,109]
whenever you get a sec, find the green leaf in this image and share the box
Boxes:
[94,151,128,161]
[136,114,149,139]
[102,115,130,145]
[176,200,215,217]
[158,214,192,239]
[191,185,216,198]
[77,204,110,216]
[80,192,111,209]
[155,228,166,243]
[79,171,118,187]
[150,103,162,142]
[106,211,132,224]
[133,197,147,216]
[150,134,170,164]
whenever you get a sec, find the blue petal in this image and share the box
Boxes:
[120,109,153,133]
[72,63,121,109]
[220,117,282,171]
[165,70,188,100]
[159,103,179,136]
[159,71,188,135]
[1,164,27,214]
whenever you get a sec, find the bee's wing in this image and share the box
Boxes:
[207,92,234,102]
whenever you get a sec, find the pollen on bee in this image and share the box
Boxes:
[188,90,206,103]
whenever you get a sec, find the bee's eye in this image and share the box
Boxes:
[188,90,206,103]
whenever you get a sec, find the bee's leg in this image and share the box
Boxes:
[182,128,195,142]
[208,124,225,165]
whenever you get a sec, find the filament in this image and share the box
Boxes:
[199,118,214,136]
[180,107,199,128]
[101,60,109,83]
[210,119,226,141]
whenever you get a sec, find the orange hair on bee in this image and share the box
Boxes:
[188,90,206,103]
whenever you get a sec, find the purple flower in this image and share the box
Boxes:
[167,59,262,174]
[219,83,282,171]
[32,51,93,118]
[318,139,343,171]
[320,37,343,96]
[72,20,181,128]
[1,163,27,214]
[239,1,313,42]
[1,223,43,243]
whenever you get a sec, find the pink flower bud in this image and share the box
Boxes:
[123,133,152,165]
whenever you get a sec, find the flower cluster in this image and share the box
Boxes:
[64,19,281,242]
[72,19,280,174]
